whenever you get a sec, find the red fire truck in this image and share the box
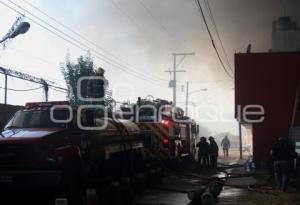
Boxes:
[0,101,144,203]
[120,97,199,161]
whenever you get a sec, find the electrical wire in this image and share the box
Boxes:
[7,46,56,66]
[135,0,176,41]
[2,1,165,86]
[21,0,134,68]
[0,85,43,91]
[50,86,67,93]
[204,0,233,71]
[20,0,168,83]
[196,0,233,78]
[0,63,67,91]
[194,0,233,79]
[7,0,161,83]
[1,1,166,87]
[110,0,145,31]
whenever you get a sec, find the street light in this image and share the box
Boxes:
[0,20,30,104]
[0,22,30,44]
[8,22,30,39]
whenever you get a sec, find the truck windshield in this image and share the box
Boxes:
[5,109,71,129]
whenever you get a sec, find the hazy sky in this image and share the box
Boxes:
[0,0,299,135]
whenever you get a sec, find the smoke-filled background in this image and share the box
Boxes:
[0,0,299,137]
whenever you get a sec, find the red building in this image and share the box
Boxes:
[235,52,300,161]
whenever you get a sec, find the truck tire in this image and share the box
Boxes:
[201,191,215,205]
[60,156,85,205]
[208,181,223,197]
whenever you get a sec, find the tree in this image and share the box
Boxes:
[61,52,111,107]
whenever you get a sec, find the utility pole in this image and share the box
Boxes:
[0,66,66,104]
[0,68,8,104]
[165,52,195,106]
[239,121,243,160]
[185,81,189,116]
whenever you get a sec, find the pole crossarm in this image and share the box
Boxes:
[0,66,67,104]
[189,88,208,95]
[0,66,53,85]
[168,52,195,106]
[172,52,195,56]
[164,70,186,72]
[0,66,66,91]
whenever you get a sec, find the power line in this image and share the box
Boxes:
[0,85,43,91]
[110,0,145,32]
[177,78,232,84]
[8,0,155,82]
[0,64,67,91]
[194,0,233,79]
[135,0,176,41]
[195,0,233,78]
[21,0,168,82]
[50,86,67,93]
[204,0,233,71]
[6,46,56,66]
[1,0,166,87]
[0,62,65,88]
[4,0,166,86]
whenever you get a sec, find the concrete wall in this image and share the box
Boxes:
[235,52,300,161]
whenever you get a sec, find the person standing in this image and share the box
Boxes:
[221,136,230,157]
[271,137,294,192]
[196,137,210,167]
[209,136,219,168]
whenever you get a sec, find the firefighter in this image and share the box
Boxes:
[270,137,294,192]
[87,67,107,102]
[221,136,230,157]
[209,136,219,168]
[95,66,105,76]
[196,137,210,167]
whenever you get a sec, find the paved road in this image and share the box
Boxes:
[0,160,254,205]
[133,169,253,205]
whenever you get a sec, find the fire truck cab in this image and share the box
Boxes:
[0,101,144,202]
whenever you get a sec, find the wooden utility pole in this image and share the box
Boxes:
[165,52,195,106]
[185,81,189,116]
[239,122,243,160]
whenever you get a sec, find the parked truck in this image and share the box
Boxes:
[120,97,199,161]
[0,101,144,204]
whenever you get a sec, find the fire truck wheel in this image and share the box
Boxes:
[201,191,215,205]
[60,156,85,205]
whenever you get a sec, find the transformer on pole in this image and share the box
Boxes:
[165,52,195,106]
